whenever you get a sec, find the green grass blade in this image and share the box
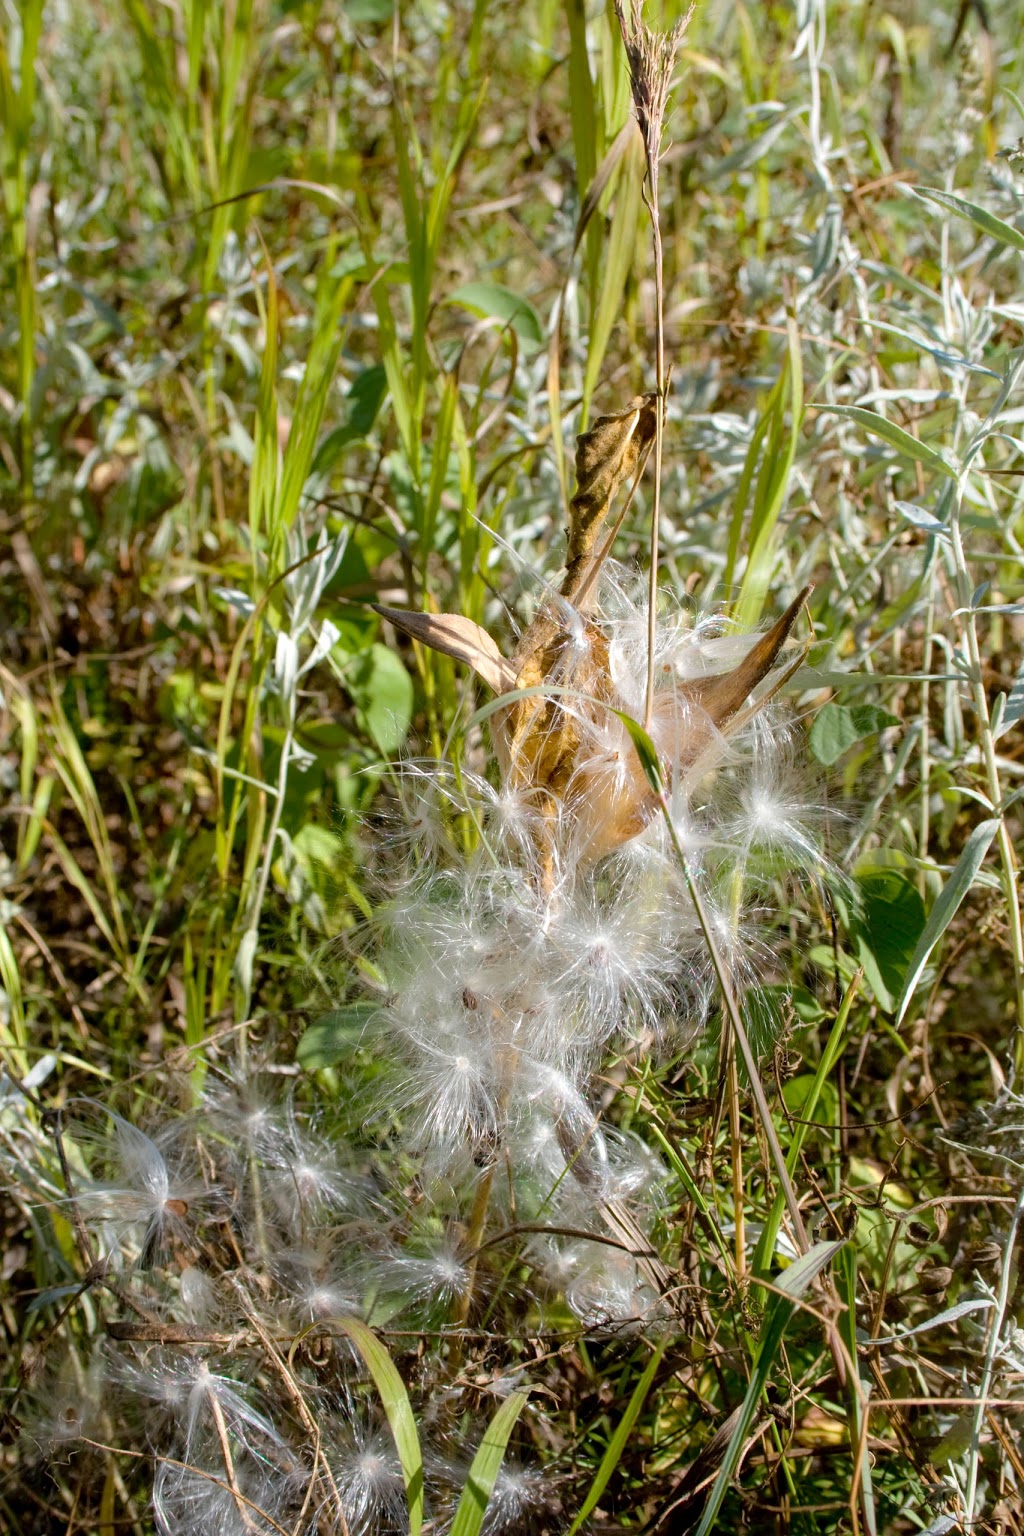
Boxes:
[336,1317,424,1536]
[905,183,1024,253]
[752,973,860,1276]
[566,1340,667,1536]
[837,1242,877,1536]
[823,405,956,482]
[692,1241,846,1536]
[0,922,28,1073]
[564,0,599,294]
[896,818,1000,1025]
[274,258,352,544]
[736,317,804,627]
[581,124,645,423]
[250,248,280,554]
[449,1389,531,1536]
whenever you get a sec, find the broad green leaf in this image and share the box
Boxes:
[896,819,1000,1025]
[824,405,956,481]
[447,282,544,350]
[312,365,388,474]
[906,183,1024,253]
[853,871,926,1013]
[349,643,415,755]
[336,1318,424,1536]
[296,1003,379,1069]
[449,1389,531,1536]
[809,704,899,767]
[693,1241,846,1536]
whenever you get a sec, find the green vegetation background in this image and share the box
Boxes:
[2,0,1024,1530]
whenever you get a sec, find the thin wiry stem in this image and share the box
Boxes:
[644,176,665,734]
[963,1187,1024,1522]
[657,800,809,1254]
[612,0,691,729]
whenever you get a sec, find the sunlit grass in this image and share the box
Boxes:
[2,0,1024,1531]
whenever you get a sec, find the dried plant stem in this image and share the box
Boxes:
[644,176,666,735]
[231,1280,349,1535]
[657,799,882,1530]
[452,1159,498,1333]
[206,1383,256,1533]
[451,1051,521,1352]
[726,1046,746,1278]
[963,1186,1024,1522]
[611,0,689,732]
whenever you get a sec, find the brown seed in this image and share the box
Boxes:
[959,1240,1003,1268]
[917,1264,954,1294]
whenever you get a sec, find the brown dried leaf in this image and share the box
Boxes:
[372,605,518,695]
[562,392,660,599]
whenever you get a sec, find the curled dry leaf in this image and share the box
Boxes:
[372,605,518,696]
[562,393,661,602]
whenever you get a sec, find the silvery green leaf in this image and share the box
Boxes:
[825,405,956,480]
[234,928,258,998]
[299,617,342,678]
[903,182,1024,252]
[289,529,349,633]
[892,1297,993,1340]
[221,417,255,465]
[289,742,317,773]
[274,631,299,716]
[858,319,1000,379]
[894,501,949,538]
[708,111,793,181]
[23,1053,56,1090]
[997,659,1024,738]
[896,819,1000,1025]
[808,202,842,282]
[214,587,257,618]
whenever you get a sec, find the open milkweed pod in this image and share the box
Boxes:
[493,395,660,806]
[373,396,659,806]
[371,394,812,868]
[565,586,815,865]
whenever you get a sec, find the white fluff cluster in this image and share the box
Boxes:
[9,558,822,1533]
[360,565,816,1172]
[12,1086,553,1533]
